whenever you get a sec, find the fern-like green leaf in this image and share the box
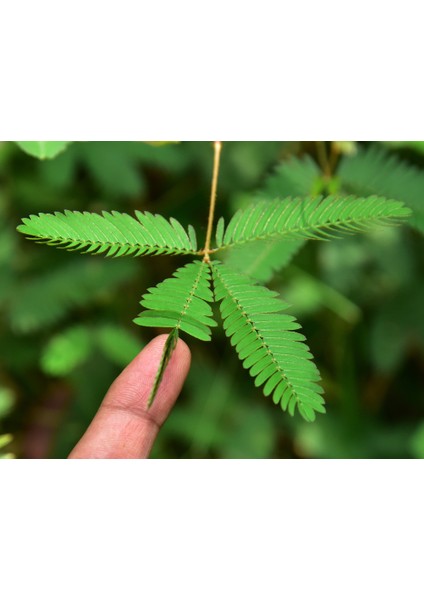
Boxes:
[261,154,321,199]
[17,210,198,257]
[217,195,411,250]
[9,259,137,333]
[211,261,325,421]
[223,155,321,282]
[224,238,304,284]
[338,145,424,233]
[134,260,217,341]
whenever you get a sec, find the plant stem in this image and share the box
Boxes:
[316,141,332,179]
[203,141,222,262]
[329,141,340,174]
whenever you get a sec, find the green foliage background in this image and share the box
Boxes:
[1,141,423,458]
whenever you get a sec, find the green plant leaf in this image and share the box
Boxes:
[224,238,304,283]
[410,422,424,458]
[338,145,424,233]
[383,141,424,155]
[148,328,179,407]
[223,154,321,282]
[215,217,225,247]
[217,195,411,250]
[17,210,198,257]
[370,283,424,373]
[41,325,93,376]
[95,324,141,367]
[261,154,321,199]
[15,141,71,160]
[0,433,13,450]
[0,387,15,418]
[211,261,325,421]
[0,434,14,459]
[9,259,137,333]
[134,260,217,341]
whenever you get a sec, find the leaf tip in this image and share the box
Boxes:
[147,329,179,408]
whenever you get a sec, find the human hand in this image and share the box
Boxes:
[68,335,191,458]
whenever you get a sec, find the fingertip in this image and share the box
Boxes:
[139,333,191,382]
[148,333,191,363]
[106,332,191,424]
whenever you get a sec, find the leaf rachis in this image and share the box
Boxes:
[203,141,223,262]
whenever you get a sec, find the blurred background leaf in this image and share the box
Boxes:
[15,141,71,160]
[0,433,14,458]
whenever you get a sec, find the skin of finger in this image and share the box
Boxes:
[68,335,191,459]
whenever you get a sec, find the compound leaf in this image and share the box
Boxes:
[17,210,198,257]
[261,154,321,199]
[338,144,424,233]
[218,195,411,250]
[212,261,325,421]
[134,260,217,342]
[223,154,321,282]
